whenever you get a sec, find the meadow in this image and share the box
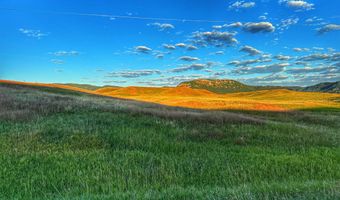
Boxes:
[0,82,340,199]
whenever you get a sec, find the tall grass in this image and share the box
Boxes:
[0,83,339,199]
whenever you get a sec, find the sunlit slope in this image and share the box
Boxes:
[94,86,214,96]
[95,87,340,111]
[1,80,339,111]
[0,80,97,94]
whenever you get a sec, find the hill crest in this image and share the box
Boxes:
[178,79,256,94]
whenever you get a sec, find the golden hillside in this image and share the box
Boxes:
[1,80,340,111]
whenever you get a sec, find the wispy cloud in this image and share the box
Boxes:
[274,55,291,60]
[232,63,290,75]
[151,74,205,86]
[107,69,161,78]
[51,50,79,56]
[286,65,336,74]
[171,63,209,73]
[192,31,238,47]
[239,74,289,85]
[240,45,262,56]
[50,59,64,64]
[179,56,200,62]
[187,45,199,51]
[163,44,176,50]
[317,24,340,34]
[148,22,175,31]
[228,58,271,67]
[135,46,152,53]
[229,1,256,11]
[293,47,310,52]
[19,28,48,39]
[278,18,299,31]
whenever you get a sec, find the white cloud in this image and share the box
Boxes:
[228,58,271,67]
[298,53,331,61]
[171,63,209,72]
[278,18,299,31]
[52,50,79,56]
[163,44,176,50]
[224,22,243,28]
[175,43,186,48]
[187,45,198,51]
[150,75,206,86]
[155,54,164,59]
[318,24,340,34]
[107,69,161,78]
[192,31,238,47]
[50,59,64,64]
[240,74,289,85]
[179,56,200,62]
[214,51,224,55]
[274,55,291,60]
[243,22,275,33]
[279,0,314,11]
[212,25,223,29]
[148,22,175,31]
[286,65,336,74]
[240,45,262,56]
[293,47,310,52]
[135,46,152,53]
[19,28,48,39]
[232,63,290,74]
[229,1,256,10]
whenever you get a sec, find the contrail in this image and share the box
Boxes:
[0,7,230,23]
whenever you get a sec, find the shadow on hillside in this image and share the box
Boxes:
[0,82,339,126]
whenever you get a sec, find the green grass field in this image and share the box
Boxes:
[0,83,339,199]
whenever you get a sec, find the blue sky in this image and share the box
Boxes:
[1,0,339,86]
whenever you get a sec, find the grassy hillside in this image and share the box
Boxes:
[60,83,121,91]
[60,83,103,91]
[303,81,340,93]
[95,86,340,111]
[177,79,297,94]
[178,79,257,93]
[95,86,214,97]
[0,82,339,199]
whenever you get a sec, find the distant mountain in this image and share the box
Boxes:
[302,81,340,93]
[178,79,288,94]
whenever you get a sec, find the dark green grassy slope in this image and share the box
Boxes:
[0,83,339,199]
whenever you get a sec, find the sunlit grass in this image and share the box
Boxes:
[95,87,340,111]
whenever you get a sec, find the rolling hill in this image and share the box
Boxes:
[58,79,340,94]
[1,79,339,111]
[95,86,214,97]
[0,80,339,199]
[59,83,102,90]
[177,79,293,94]
[302,81,340,93]
[178,79,256,93]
